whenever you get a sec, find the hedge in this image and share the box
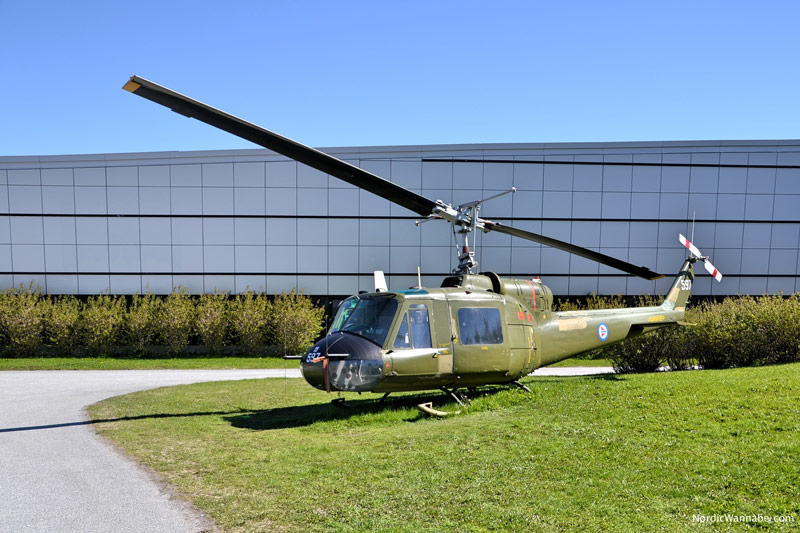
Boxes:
[4,285,797,369]
[0,285,325,358]
[556,293,800,373]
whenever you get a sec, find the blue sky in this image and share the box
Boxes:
[1,0,799,156]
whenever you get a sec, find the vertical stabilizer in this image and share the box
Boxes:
[662,259,695,312]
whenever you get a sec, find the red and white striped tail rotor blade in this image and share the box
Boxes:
[679,234,703,258]
[679,233,722,282]
[704,260,723,282]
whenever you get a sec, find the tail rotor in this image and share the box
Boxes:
[679,234,722,282]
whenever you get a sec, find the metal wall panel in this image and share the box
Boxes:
[2,141,799,296]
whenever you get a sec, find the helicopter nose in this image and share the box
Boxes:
[301,333,385,392]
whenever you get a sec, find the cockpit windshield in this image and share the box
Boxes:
[330,295,400,347]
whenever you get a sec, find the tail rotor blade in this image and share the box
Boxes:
[679,234,703,258]
[704,260,723,282]
[679,234,723,282]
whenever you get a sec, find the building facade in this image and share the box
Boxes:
[1,140,799,298]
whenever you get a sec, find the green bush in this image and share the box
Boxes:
[607,329,667,373]
[44,295,82,356]
[0,283,796,368]
[231,290,269,355]
[266,290,325,355]
[196,291,229,354]
[0,284,45,356]
[689,294,800,369]
[156,287,196,355]
[661,321,696,371]
[80,294,125,355]
[598,293,800,373]
[125,292,161,356]
[604,325,692,373]
[0,284,328,358]
[555,294,627,312]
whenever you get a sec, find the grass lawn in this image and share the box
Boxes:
[89,364,800,532]
[0,357,295,370]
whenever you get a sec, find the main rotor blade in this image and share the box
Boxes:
[484,221,663,280]
[123,76,438,217]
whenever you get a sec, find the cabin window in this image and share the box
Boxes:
[457,307,503,345]
[393,304,432,349]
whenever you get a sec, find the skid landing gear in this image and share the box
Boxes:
[416,388,469,417]
[512,381,531,393]
[440,387,470,408]
[331,397,351,408]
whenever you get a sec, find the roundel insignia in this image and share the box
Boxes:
[598,323,609,341]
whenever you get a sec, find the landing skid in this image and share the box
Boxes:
[440,387,470,408]
[331,397,352,408]
[511,380,531,393]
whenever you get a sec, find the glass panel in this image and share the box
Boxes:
[330,295,399,347]
[393,314,410,348]
[409,304,432,348]
[457,307,503,345]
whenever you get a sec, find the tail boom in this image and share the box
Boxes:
[536,260,695,366]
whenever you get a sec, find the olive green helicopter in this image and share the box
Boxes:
[123,76,722,405]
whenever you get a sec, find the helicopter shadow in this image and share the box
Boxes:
[2,409,251,434]
[225,387,511,431]
[525,373,624,384]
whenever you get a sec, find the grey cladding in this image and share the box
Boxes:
[1,141,799,295]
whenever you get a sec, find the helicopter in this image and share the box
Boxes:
[123,76,722,403]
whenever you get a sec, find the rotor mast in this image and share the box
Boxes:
[440,188,516,275]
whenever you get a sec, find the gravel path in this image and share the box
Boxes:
[0,366,611,532]
[531,366,615,376]
[0,369,300,533]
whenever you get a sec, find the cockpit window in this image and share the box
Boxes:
[409,304,432,348]
[393,304,432,349]
[330,295,399,347]
[393,314,410,348]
